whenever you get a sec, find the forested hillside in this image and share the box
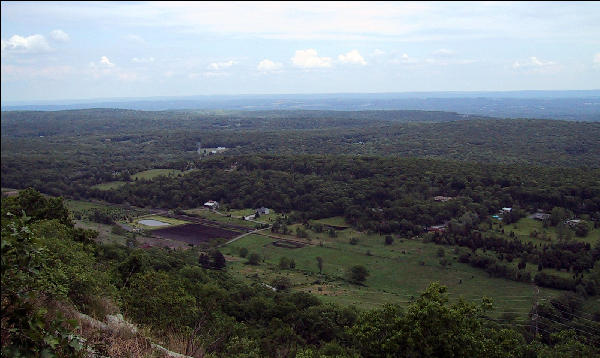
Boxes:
[2,109,600,199]
[2,109,600,357]
[2,190,598,356]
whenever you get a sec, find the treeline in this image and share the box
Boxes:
[96,155,600,231]
[0,109,474,137]
[2,110,600,200]
[2,190,599,357]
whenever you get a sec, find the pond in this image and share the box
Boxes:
[139,219,171,227]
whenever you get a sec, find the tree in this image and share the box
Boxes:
[247,253,261,265]
[317,257,323,274]
[239,247,249,258]
[271,276,292,291]
[574,221,590,237]
[348,265,369,284]
[385,235,394,245]
[199,253,211,269]
[279,257,291,270]
[211,250,226,269]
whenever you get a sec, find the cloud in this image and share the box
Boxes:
[125,34,146,43]
[208,60,235,70]
[372,49,385,56]
[390,53,417,64]
[433,48,454,56]
[594,53,600,66]
[88,56,116,78]
[1,34,51,54]
[291,49,332,68]
[131,57,155,63]
[257,59,283,72]
[49,29,70,42]
[512,56,559,74]
[338,50,367,65]
[99,56,115,67]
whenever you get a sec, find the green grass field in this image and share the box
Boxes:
[185,208,260,229]
[132,169,183,180]
[312,216,351,228]
[228,208,281,223]
[90,169,184,191]
[74,220,128,245]
[223,232,562,319]
[131,215,189,229]
[91,181,128,190]
[65,199,112,212]
[501,218,599,245]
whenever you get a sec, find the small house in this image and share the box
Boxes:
[204,200,219,209]
[256,207,270,215]
[531,213,550,221]
[566,219,582,227]
[244,214,256,220]
[427,224,447,233]
[501,207,512,213]
[434,196,454,202]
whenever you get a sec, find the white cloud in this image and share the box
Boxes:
[131,57,155,63]
[49,29,70,42]
[391,53,417,64]
[202,71,230,78]
[208,60,235,70]
[125,34,146,43]
[99,56,115,67]
[513,56,556,69]
[1,34,51,54]
[372,49,385,56]
[433,48,454,56]
[257,59,283,72]
[291,49,332,68]
[338,50,367,65]
[594,53,600,65]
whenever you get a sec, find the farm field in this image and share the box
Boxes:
[500,217,599,245]
[90,169,185,191]
[65,199,114,212]
[228,208,280,223]
[131,168,184,180]
[185,208,261,229]
[73,220,128,245]
[223,232,562,319]
[152,223,241,247]
[131,215,189,229]
[311,216,351,229]
[91,181,128,190]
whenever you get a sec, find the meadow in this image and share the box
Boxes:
[223,229,562,320]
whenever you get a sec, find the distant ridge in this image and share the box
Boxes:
[2,90,600,121]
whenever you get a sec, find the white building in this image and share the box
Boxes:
[204,200,219,209]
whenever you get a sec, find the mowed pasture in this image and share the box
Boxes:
[132,168,184,181]
[152,223,241,246]
[224,231,562,320]
[91,168,185,190]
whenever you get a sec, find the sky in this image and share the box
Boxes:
[1,1,600,102]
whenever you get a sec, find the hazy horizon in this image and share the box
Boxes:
[2,2,600,102]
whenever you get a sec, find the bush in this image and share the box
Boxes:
[279,257,291,269]
[247,253,261,265]
[348,265,369,284]
[239,247,249,258]
[385,235,394,245]
[271,276,293,291]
